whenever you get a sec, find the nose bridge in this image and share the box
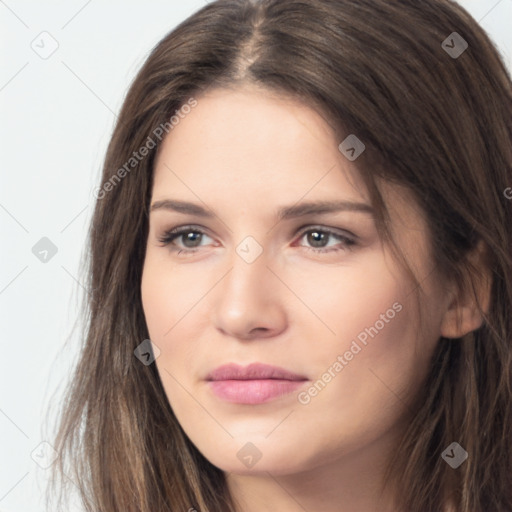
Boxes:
[211,233,286,338]
[224,236,271,298]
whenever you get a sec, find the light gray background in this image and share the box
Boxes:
[1,1,511,511]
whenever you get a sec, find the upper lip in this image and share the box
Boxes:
[206,363,307,381]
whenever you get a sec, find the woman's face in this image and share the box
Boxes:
[141,86,450,476]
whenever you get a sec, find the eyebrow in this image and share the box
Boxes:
[150,199,374,220]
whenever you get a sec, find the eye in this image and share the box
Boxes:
[157,225,213,254]
[295,226,356,253]
[157,224,357,255]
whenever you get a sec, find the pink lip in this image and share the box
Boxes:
[206,363,308,405]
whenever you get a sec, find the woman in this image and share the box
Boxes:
[48,0,512,511]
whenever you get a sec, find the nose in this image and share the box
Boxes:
[211,246,288,341]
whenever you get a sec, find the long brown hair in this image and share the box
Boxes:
[47,1,512,511]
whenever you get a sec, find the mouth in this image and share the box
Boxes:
[205,363,308,405]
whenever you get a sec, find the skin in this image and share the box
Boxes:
[140,85,482,512]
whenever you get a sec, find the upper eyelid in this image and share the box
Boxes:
[296,225,356,239]
[160,224,354,235]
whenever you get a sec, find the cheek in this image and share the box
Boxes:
[141,268,172,343]
[293,251,435,419]
[288,250,414,360]
[141,255,209,342]
[140,255,220,393]
[299,301,435,472]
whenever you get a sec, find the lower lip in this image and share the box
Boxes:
[208,379,306,404]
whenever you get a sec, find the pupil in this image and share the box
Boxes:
[184,232,201,247]
[308,231,326,247]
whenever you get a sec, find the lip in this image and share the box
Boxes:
[206,363,307,382]
[206,363,308,405]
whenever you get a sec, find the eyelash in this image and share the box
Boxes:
[157,224,356,255]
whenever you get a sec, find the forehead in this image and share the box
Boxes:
[152,86,369,205]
